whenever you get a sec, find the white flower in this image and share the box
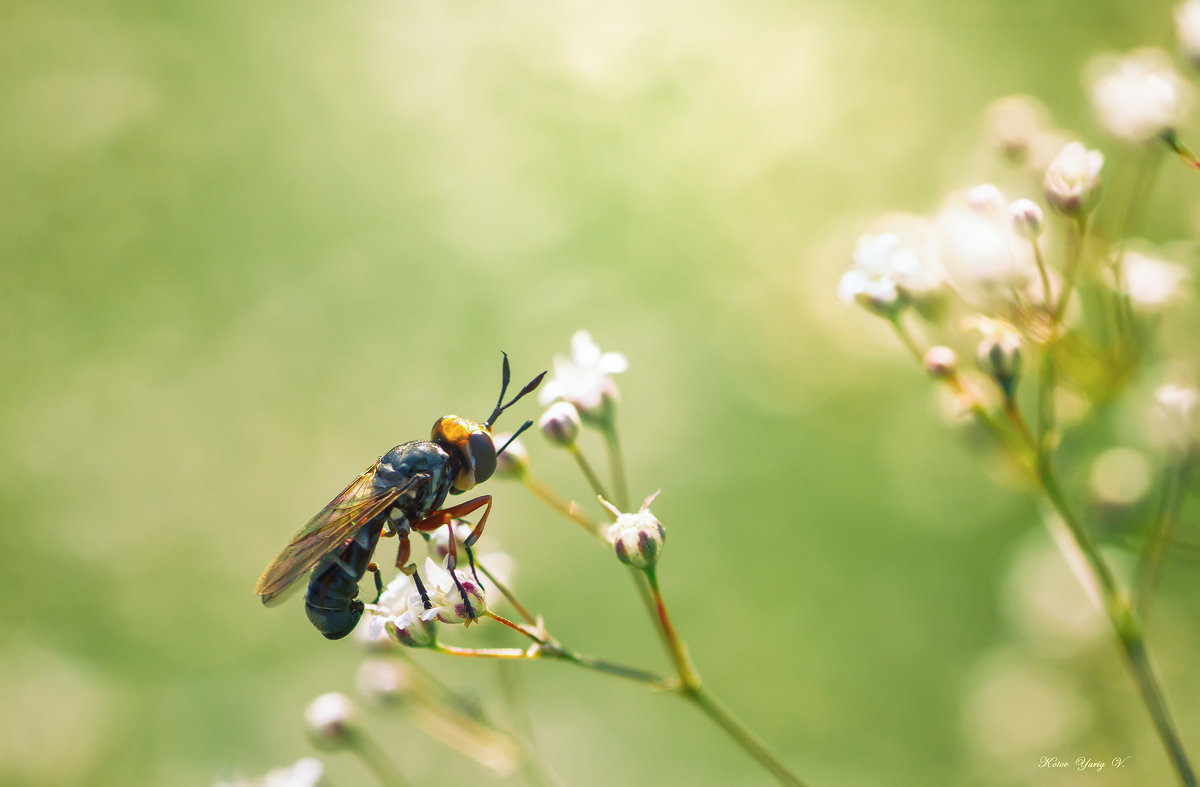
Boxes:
[1152,383,1200,455]
[304,692,356,744]
[1043,142,1103,215]
[538,331,627,413]
[1120,251,1188,306]
[1177,0,1200,67]
[967,184,1006,213]
[356,657,410,705]
[215,757,325,787]
[839,231,943,315]
[936,200,1032,293]
[984,94,1049,160]
[356,572,435,648]
[1088,48,1192,142]
[419,557,487,625]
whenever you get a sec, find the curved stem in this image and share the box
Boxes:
[478,560,537,625]
[643,567,809,787]
[519,471,602,537]
[601,420,631,511]
[1136,460,1192,621]
[567,444,611,506]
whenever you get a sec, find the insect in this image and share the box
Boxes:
[254,355,544,639]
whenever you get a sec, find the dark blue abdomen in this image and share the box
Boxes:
[305,520,384,640]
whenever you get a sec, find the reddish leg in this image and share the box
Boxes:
[411,496,492,619]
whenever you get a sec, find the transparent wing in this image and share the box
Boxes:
[254,465,415,606]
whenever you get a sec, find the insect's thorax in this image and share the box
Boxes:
[373,440,457,528]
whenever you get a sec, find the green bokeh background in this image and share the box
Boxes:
[4,1,1200,785]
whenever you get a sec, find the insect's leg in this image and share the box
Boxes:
[412,569,432,610]
[411,495,493,535]
[395,533,413,572]
[366,562,383,605]
[438,520,479,621]
[464,542,482,590]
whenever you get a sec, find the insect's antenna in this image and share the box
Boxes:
[495,419,534,456]
[491,352,512,420]
[486,364,547,428]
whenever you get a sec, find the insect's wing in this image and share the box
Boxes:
[254,465,411,606]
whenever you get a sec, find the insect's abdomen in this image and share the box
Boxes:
[304,520,383,640]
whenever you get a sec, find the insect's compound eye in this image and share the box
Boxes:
[467,430,497,484]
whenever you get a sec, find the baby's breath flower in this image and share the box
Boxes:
[304,692,357,747]
[356,657,411,706]
[936,200,1032,294]
[357,572,434,649]
[215,757,325,787]
[1009,199,1044,240]
[600,492,666,569]
[972,318,1023,397]
[492,431,529,478]
[538,331,627,421]
[1177,0,1200,68]
[419,557,487,625]
[984,95,1050,161]
[538,401,581,446]
[1152,384,1200,456]
[967,184,1006,213]
[1120,251,1188,307]
[1043,142,1103,216]
[1088,48,1192,142]
[923,346,958,379]
[839,231,943,317]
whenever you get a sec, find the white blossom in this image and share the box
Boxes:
[838,231,943,315]
[1120,251,1188,307]
[538,331,627,414]
[304,693,356,744]
[936,200,1032,293]
[1177,0,1200,67]
[419,557,487,625]
[1088,48,1192,142]
[1043,142,1103,215]
[215,757,325,787]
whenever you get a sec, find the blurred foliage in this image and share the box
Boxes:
[2,0,1199,785]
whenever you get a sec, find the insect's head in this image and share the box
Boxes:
[434,354,546,493]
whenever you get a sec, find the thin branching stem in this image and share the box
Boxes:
[518,471,602,537]
[1137,459,1193,621]
[601,420,631,511]
[346,728,412,787]
[643,567,809,787]
[567,443,611,502]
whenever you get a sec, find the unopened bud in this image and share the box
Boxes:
[1009,199,1044,239]
[967,183,1006,213]
[976,328,1023,397]
[304,692,357,747]
[923,346,957,378]
[600,493,666,569]
[492,432,529,477]
[539,401,581,447]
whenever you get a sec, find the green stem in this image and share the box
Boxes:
[1032,239,1053,307]
[519,471,602,537]
[1136,460,1192,621]
[890,314,923,364]
[1053,215,1089,320]
[601,420,631,511]
[643,567,808,787]
[567,444,611,503]
[346,727,413,787]
[1039,468,1196,787]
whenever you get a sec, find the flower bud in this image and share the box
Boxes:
[356,657,411,706]
[538,401,581,447]
[967,184,1006,213]
[923,346,957,379]
[492,432,529,478]
[976,326,1023,398]
[1178,0,1200,69]
[985,95,1049,161]
[386,611,436,648]
[1152,383,1199,456]
[1009,199,1044,240]
[600,493,666,569]
[1043,142,1103,216]
[304,692,357,747]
